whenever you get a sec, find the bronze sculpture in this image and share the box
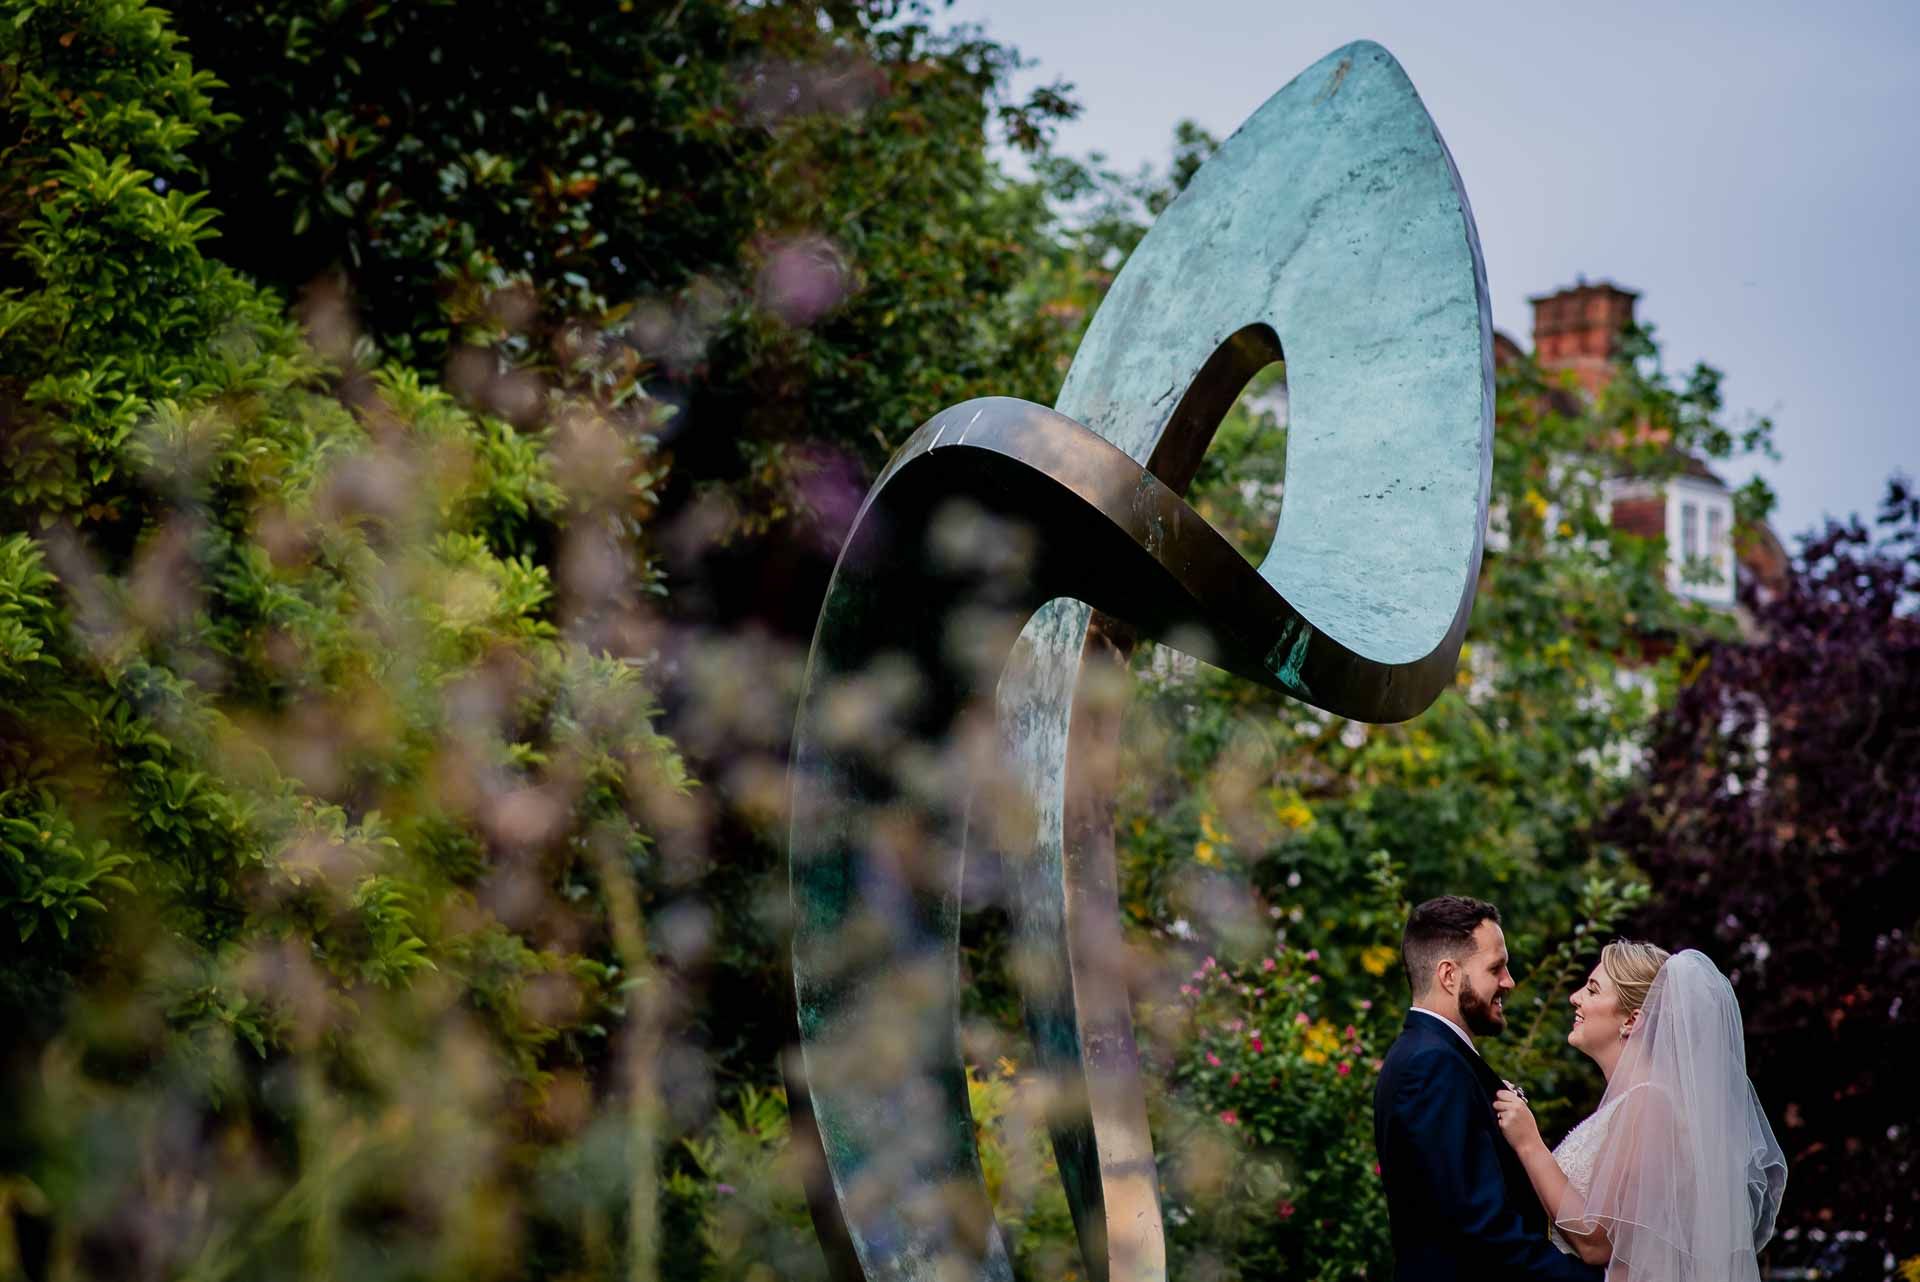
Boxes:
[787,40,1493,1282]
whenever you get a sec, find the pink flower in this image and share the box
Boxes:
[1228,1019,1245,1033]
[717,1183,736,1196]
[1305,949,1320,962]
[1180,984,1195,996]
[1279,1201,1296,1219]
[1359,999,1374,1011]
[1206,1052,1222,1067]
[1337,1061,1352,1077]
[1220,1109,1239,1126]
[1344,1025,1358,1039]
[1249,1036,1265,1053]
[1229,1072,1240,1086]
[1262,957,1276,972]
[1373,1162,1382,1177]
[1294,1012,1310,1026]
[1203,956,1217,971]
[1308,974,1322,984]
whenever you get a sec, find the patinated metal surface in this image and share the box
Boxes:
[787,40,1492,1282]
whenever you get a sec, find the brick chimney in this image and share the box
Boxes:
[1530,280,1639,398]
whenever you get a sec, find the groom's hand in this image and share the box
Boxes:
[1492,1088,1544,1157]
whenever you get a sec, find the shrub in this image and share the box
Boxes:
[1,5,693,1277]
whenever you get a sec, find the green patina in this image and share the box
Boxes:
[787,39,1493,1282]
[1265,619,1316,699]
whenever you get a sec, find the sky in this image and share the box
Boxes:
[942,0,1918,545]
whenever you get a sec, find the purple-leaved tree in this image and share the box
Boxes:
[1610,477,1920,1272]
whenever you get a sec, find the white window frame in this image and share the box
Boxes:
[1666,477,1736,607]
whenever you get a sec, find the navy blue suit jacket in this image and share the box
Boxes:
[1372,1012,1602,1282]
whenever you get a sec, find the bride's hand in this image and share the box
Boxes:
[1492,1088,1544,1156]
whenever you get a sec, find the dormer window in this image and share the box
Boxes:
[1667,478,1736,607]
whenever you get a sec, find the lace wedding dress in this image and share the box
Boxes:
[1547,1092,1629,1256]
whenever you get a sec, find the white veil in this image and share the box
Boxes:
[1554,949,1788,1282]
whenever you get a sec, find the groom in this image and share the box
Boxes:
[1372,896,1601,1282]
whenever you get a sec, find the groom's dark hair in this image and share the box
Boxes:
[1402,896,1501,997]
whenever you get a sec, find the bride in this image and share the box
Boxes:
[1491,942,1789,1281]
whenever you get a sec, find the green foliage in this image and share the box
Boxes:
[1141,860,1650,1280]
[965,1064,1080,1279]
[0,5,696,1276]
[0,532,58,681]
[1156,869,1401,1281]
[0,0,299,525]
[656,1073,1075,1282]
[662,1085,826,1282]
[0,5,1812,1280]
[159,0,1083,536]
[1115,336,1767,961]
[0,780,133,943]
[1066,122,1779,1281]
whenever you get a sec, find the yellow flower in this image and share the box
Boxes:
[1524,488,1549,520]
[1194,840,1218,866]
[1274,799,1315,832]
[1360,944,1398,977]
[997,1056,1018,1079]
[1200,812,1226,843]
[1300,1049,1329,1066]
[1306,1020,1342,1056]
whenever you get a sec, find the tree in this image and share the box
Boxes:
[151,6,1101,1108]
[956,122,1781,1279]
[1097,330,1767,1276]
[1609,478,1920,1273]
[1,5,697,1277]
[0,0,1111,1275]
[163,0,1081,609]
[0,7,1844,1275]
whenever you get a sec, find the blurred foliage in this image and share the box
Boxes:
[661,1085,824,1282]
[1,5,690,1279]
[0,2,1850,1278]
[162,0,1082,550]
[1610,478,1920,1272]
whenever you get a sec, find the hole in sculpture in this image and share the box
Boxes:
[1190,360,1287,568]
[1145,321,1287,568]
[1142,322,1287,676]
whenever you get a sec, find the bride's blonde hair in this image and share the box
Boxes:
[1600,939,1672,1015]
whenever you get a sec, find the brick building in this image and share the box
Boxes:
[1500,280,1787,608]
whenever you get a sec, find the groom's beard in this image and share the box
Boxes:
[1458,977,1506,1036]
